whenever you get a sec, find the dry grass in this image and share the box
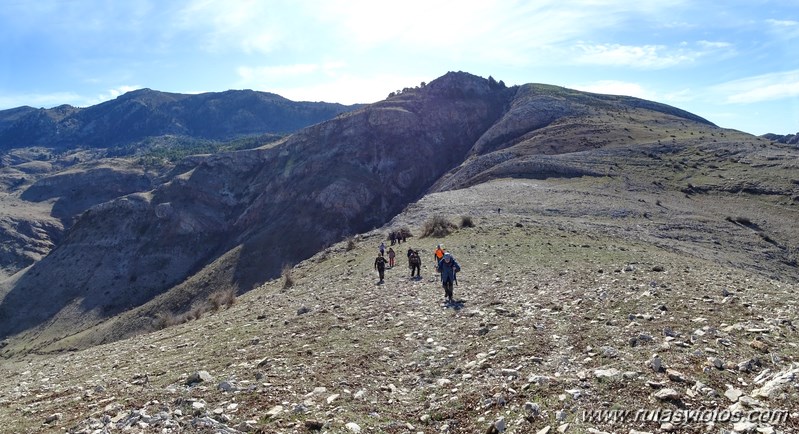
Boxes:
[282,264,295,289]
[421,215,458,238]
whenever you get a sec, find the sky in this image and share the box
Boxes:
[0,0,797,136]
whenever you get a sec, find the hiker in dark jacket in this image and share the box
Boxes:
[408,249,421,278]
[374,254,388,283]
[437,252,460,301]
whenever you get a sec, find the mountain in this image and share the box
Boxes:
[761,132,798,145]
[1,71,797,362]
[0,89,362,150]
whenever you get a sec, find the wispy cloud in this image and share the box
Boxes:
[714,70,799,104]
[573,43,685,68]
[82,85,143,107]
[570,80,657,100]
[0,92,82,109]
[175,0,284,54]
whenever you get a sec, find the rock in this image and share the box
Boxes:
[327,393,340,404]
[344,422,362,433]
[724,387,743,402]
[652,265,665,272]
[305,419,324,431]
[600,346,619,358]
[297,305,311,315]
[733,421,757,432]
[186,370,213,385]
[663,327,678,337]
[524,402,541,417]
[654,388,680,401]
[43,413,62,424]
[218,381,236,392]
[649,354,663,372]
[537,427,551,434]
[557,423,570,433]
[493,417,506,433]
[266,405,283,418]
[749,339,769,353]
[751,366,797,398]
[354,389,366,400]
[709,357,725,370]
[594,368,621,379]
[666,369,688,383]
[737,395,763,408]
[737,358,761,372]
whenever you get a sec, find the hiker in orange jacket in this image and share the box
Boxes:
[433,244,445,269]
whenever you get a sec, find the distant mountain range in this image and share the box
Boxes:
[0,89,363,150]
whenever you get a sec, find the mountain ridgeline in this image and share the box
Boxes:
[3,71,781,355]
[0,89,361,150]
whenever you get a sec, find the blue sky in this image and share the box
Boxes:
[1,0,797,136]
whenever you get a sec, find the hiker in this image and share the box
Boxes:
[388,247,396,267]
[379,241,385,256]
[389,231,396,246]
[433,244,445,271]
[408,249,421,278]
[374,253,388,284]
[438,252,460,302]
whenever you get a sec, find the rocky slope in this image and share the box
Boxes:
[0,173,796,434]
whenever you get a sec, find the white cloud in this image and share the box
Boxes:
[82,85,143,107]
[570,80,657,100]
[766,18,798,27]
[572,43,696,69]
[714,70,799,104]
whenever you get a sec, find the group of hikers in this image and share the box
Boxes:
[374,241,461,303]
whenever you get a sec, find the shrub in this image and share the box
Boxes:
[282,265,294,289]
[460,216,475,228]
[398,227,413,239]
[421,215,457,238]
[153,312,182,330]
[208,288,237,311]
[346,238,356,251]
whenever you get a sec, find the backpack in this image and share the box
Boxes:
[409,251,421,266]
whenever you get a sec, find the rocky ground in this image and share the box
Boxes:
[0,175,797,434]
